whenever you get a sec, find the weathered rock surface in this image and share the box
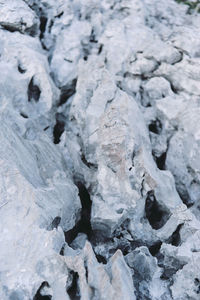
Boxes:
[0,0,200,299]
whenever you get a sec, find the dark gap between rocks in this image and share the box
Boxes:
[145,191,171,230]
[39,16,47,39]
[59,78,77,106]
[67,271,80,300]
[33,282,52,300]
[98,44,103,55]
[81,152,98,169]
[28,77,41,102]
[169,80,179,94]
[194,278,200,294]
[64,182,92,245]
[59,244,65,256]
[20,112,28,119]
[90,29,98,43]
[149,119,162,134]
[83,55,88,61]
[1,23,17,32]
[95,253,107,264]
[167,224,183,246]
[56,11,64,18]
[18,64,26,74]
[155,152,166,170]
[148,241,162,256]
[53,113,65,144]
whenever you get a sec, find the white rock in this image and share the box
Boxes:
[0,0,39,36]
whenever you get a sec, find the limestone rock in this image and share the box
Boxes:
[1,0,200,299]
[0,0,39,36]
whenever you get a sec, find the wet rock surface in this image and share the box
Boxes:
[0,0,200,299]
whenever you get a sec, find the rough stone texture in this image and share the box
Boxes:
[0,0,200,299]
[0,0,39,36]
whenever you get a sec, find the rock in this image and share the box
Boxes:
[126,246,157,281]
[165,96,200,213]
[0,0,39,36]
[70,233,87,250]
[0,116,81,299]
[64,241,136,300]
[1,0,200,299]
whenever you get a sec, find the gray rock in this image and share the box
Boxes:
[1,0,200,299]
[0,117,81,299]
[0,0,39,36]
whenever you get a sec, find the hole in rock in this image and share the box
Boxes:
[195,278,200,284]
[39,16,47,39]
[67,271,80,300]
[167,224,183,246]
[51,216,61,229]
[18,64,26,74]
[170,81,179,94]
[53,113,65,144]
[1,24,18,33]
[20,112,28,119]
[59,78,77,106]
[149,119,162,134]
[28,77,41,102]
[64,182,92,244]
[194,278,200,294]
[90,29,98,43]
[148,241,162,256]
[98,44,103,55]
[56,11,64,18]
[95,253,107,264]
[196,286,200,295]
[155,152,166,170]
[59,244,65,256]
[145,191,171,230]
[33,282,52,300]
[81,153,98,169]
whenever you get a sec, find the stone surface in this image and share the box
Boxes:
[0,0,200,299]
[0,0,39,36]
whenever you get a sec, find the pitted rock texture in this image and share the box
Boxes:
[0,0,200,299]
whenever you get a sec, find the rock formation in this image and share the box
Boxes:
[0,0,200,299]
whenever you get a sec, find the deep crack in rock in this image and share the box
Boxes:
[64,182,92,245]
[67,271,80,300]
[53,113,65,144]
[33,282,52,300]
[145,191,171,230]
[28,77,41,102]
